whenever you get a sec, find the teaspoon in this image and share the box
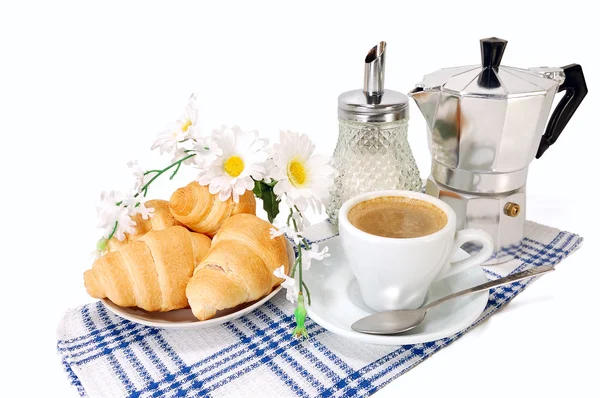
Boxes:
[351,266,555,335]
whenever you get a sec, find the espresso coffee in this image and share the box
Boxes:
[348,196,447,238]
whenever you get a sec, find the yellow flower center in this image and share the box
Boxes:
[224,155,245,177]
[181,119,193,132]
[287,158,308,187]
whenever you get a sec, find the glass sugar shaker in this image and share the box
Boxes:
[326,41,422,225]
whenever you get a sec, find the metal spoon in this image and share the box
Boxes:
[351,265,555,335]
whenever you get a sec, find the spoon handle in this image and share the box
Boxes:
[424,266,555,310]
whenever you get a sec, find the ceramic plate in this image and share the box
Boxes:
[303,236,489,345]
[101,241,295,329]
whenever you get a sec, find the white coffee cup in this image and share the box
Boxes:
[338,190,494,312]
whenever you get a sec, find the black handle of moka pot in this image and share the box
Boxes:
[536,64,588,158]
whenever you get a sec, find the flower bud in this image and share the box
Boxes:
[293,293,309,339]
[96,237,108,252]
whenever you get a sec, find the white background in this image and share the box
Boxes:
[1,1,599,396]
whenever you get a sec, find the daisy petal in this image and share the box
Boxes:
[200,125,268,203]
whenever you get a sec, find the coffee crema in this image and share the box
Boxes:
[348,196,447,238]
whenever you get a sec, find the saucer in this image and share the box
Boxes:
[303,236,489,345]
[101,286,281,330]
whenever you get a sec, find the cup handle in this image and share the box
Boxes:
[433,229,494,282]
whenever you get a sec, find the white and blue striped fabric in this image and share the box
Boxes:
[57,220,582,397]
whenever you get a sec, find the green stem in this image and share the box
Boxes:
[139,153,196,195]
[290,209,304,295]
[117,154,194,206]
[290,256,301,278]
[302,281,311,305]
[297,242,303,295]
[107,221,119,240]
[301,237,311,250]
[289,208,310,249]
[99,153,196,251]
[288,207,294,227]
[170,162,182,180]
[106,153,195,233]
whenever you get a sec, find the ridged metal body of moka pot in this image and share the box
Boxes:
[409,37,588,264]
[326,42,422,226]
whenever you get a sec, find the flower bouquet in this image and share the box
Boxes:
[94,93,336,337]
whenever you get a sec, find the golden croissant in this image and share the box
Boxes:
[84,226,211,312]
[186,214,289,320]
[107,199,182,252]
[169,181,256,238]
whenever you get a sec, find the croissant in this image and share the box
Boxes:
[186,214,289,320]
[169,181,256,238]
[84,226,211,312]
[107,199,182,252]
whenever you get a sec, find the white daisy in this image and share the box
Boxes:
[301,243,330,271]
[189,135,222,169]
[270,226,304,245]
[112,207,137,241]
[270,130,336,213]
[121,192,155,220]
[151,93,199,155]
[96,191,123,230]
[259,146,276,184]
[172,147,198,166]
[168,133,217,167]
[274,265,298,303]
[197,125,268,202]
[96,191,137,240]
[127,160,148,193]
[292,212,311,230]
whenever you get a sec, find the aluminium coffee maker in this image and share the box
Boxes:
[409,37,587,264]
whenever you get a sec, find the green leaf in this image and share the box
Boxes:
[252,180,264,197]
[261,188,281,223]
[253,180,280,223]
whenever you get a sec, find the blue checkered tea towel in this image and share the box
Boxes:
[57,220,582,397]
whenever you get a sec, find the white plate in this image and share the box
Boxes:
[303,236,489,345]
[102,241,295,329]
[102,286,282,330]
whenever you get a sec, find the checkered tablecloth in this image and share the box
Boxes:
[57,220,582,397]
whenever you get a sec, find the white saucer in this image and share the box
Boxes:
[101,286,281,330]
[101,241,295,329]
[303,236,489,345]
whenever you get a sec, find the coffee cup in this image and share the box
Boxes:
[338,190,493,312]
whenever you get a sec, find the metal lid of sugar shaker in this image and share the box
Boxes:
[338,41,409,123]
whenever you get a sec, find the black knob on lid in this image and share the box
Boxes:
[480,37,507,68]
[478,37,507,89]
